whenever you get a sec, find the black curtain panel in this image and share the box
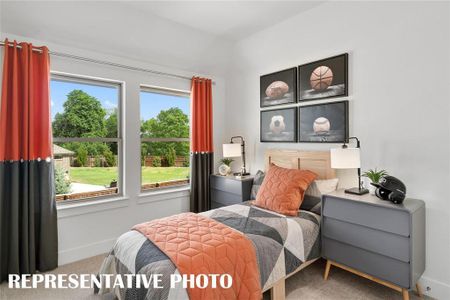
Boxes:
[0,39,58,282]
[190,152,214,213]
[190,77,214,213]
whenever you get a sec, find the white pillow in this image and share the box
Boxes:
[305,178,339,198]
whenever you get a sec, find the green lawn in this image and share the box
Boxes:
[70,167,189,186]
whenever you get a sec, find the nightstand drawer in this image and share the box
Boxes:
[211,189,242,206]
[323,216,410,262]
[322,196,410,237]
[323,237,410,288]
[210,176,243,195]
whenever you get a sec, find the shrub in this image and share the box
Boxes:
[165,147,176,167]
[76,145,88,167]
[94,156,102,167]
[182,155,190,167]
[141,143,149,166]
[103,149,116,167]
[54,166,71,195]
[152,156,162,167]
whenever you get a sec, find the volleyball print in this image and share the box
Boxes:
[310,66,334,91]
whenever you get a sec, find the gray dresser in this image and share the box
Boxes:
[210,174,253,209]
[322,190,425,299]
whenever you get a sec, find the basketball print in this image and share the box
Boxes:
[310,66,333,91]
[299,54,347,101]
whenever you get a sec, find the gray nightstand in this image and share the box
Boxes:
[210,174,253,209]
[322,190,425,300]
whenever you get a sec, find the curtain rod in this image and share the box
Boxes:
[0,41,215,84]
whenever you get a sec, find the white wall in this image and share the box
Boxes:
[0,33,227,266]
[224,2,450,299]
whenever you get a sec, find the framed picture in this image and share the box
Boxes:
[298,53,348,101]
[260,107,297,143]
[298,101,348,143]
[260,67,297,107]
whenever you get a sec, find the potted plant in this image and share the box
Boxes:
[218,158,234,176]
[362,168,388,194]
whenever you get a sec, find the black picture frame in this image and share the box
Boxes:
[260,107,297,143]
[298,53,348,102]
[298,101,349,143]
[260,67,297,107]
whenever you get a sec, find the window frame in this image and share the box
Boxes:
[51,71,124,204]
[139,85,191,193]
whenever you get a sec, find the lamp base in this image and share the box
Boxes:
[345,187,369,195]
[233,172,251,176]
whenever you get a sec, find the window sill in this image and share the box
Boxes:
[57,196,130,219]
[138,185,190,205]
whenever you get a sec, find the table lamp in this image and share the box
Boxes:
[330,136,368,195]
[222,136,250,176]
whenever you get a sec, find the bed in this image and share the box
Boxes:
[96,149,336,300]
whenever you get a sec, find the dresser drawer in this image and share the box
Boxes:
[323,196,410,237]
[323,216,410,262]
[323,237,410,288]
[211,189,242,206]
[210,176,243,195]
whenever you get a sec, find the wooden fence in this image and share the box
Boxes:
[143,156,188,167]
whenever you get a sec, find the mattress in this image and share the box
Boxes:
[96,202,321,300]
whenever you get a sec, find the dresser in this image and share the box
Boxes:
[210,174,253,209]
[321,190,425,300]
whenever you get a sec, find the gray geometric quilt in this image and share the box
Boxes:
[96,202,321,299]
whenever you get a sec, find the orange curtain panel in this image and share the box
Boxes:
[190,77,214,213]
[0,39,58,282]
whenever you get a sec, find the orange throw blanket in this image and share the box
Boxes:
[133,212,261,300]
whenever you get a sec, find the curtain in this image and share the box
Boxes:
[0,39,58,282]
[190,77,213,213]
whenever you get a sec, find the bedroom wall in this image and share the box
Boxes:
[0,33,227,265]
[224,2,450,299]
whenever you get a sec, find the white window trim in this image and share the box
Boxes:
[51,71,125,205]
[139,85,191,193]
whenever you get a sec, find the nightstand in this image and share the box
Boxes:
[210,174,253,209]
[321,190,425,300]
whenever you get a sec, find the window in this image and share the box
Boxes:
[51,74,122,202]
[140,86,190,191]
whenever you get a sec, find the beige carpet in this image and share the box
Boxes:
[0,255,429,300]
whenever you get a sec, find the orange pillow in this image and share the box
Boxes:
[255,164,317,216]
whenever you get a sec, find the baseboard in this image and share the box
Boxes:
[419,276,450,300]
[58,238,116,266]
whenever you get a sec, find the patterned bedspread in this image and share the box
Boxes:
[96,202,321,299]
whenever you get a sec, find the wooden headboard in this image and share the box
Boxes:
[265,149,336,179]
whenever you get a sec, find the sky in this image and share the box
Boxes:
[50,79,190,121]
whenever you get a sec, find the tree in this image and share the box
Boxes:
[53,90,106,138]
[54,166,71,195]
[141,107,189,158]
[105,108,118,155]
[52,90,116,160]
[76,144,88,167]
[165,146,176,167]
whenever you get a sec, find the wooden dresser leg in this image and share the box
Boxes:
[324,260,331,280]
[402,289,410,300]
[271,279,285,300]
[416,283,423,298]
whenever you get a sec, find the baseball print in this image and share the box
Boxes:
[298,101,348,143]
